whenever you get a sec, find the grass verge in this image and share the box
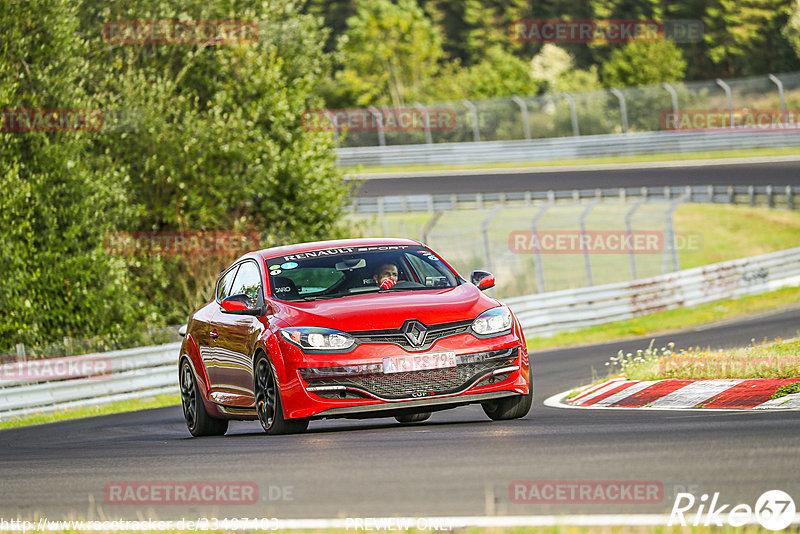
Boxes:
[0,393,180,430]
[526,285,800,352]
[606,338,800,381]
[347,146,800,174]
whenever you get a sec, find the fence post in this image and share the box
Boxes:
[476,192,484,210]
[768,74,787,127]
[662,82,679,117]
[531,203,550,293]
[414,103,433,144]
[728,185,735,204]
[662,197,683,274]
[787,185,794,211]
[610,88,629,134]
[625,199,646,280]
[715,79,734,127]
[579,200,599,286]
[462,99,480,142]
[368,106,386,146]
[511,96,531,140]
[481,206,502,270]
[561,92,580,136]
[748,185,755,207]
[767,185,774,208]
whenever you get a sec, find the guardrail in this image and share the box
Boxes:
[338,130,800,167]
[2,247,799,419]
[0,343,180,421]
[349,184,797,214]
[505,247,800,337]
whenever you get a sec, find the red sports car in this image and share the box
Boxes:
[178,238,531,436]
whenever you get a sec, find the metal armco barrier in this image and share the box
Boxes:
[2,247,799,420]
[350,184,797,214]
[505,247,800,337]
[337,130,800,167]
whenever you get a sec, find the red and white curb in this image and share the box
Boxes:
[545,377,800,410]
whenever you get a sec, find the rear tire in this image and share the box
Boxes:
[395,412,432,424]
[482,387,533,421]
[180,361,228,437]
[254,354,309,435]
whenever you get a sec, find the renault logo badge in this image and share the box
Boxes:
[402,320,428,347]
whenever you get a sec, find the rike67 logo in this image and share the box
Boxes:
[669,490,796,530]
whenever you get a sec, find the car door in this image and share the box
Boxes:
[206,259,266,405]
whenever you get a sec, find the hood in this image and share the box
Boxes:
[275,283,498,331]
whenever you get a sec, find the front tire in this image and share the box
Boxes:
[181,361,228,437]
[395,412,431,424]
[482,386,533,421]
[254,354,308,435]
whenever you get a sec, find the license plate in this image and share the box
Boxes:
[382,351,457,374]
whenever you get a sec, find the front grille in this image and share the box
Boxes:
[349,320,473,351]
[301,347,518,400]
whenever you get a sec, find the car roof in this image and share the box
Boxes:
[254,237,423,260]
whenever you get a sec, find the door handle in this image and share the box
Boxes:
[210,330,219,341]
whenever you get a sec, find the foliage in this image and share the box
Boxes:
[601,40,687,87]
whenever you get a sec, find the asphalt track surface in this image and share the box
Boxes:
[1,307,799,520]
[352,159,800,196]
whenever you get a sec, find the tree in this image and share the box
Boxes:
[335,0,443,106]
[601,39,687,87]
[0,0,153,350]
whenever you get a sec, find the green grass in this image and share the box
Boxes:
[0,393,180,430]
[346,146,800,174]
[773,381,800,399]
[607,338,800,381]
[526,285,800,351]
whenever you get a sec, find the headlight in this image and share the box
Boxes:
[280,327,356,351]
[472,306,513,336]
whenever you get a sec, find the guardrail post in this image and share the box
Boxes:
[662,82,679,118]
[401,196,408,213]
[427,195,434,213]
[572,190,580,203]
[767,185,774,208]
[531,203,551,292]
[642,186,649,200]
[768,74,787,127]
[462,99,480,142]
[377,197,384,218]
[728,185,735,204]
[715,79,734,127]
[787,185,794,210]
[368,106,386,146]
[625,199,646,280]
[708,185,714,203]
[524,191,531,206]
[511,96,531,140]
[450,193,457,210]
[748,185,755,207]
[547,190,555,204]
[414,103,433,144]
[610,88,629,134]
[561,92,580,136]
[579,200,599,286]
[476,192,484,210]
[620,188,626,202]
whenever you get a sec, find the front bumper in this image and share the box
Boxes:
[277,332,530,420]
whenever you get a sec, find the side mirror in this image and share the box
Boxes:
[221,292,264,316]
[178,324,187,337]
[470,270,495,290]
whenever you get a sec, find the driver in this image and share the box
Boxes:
[373,263,399,289]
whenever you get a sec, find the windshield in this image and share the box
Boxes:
[265,245,460,301]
